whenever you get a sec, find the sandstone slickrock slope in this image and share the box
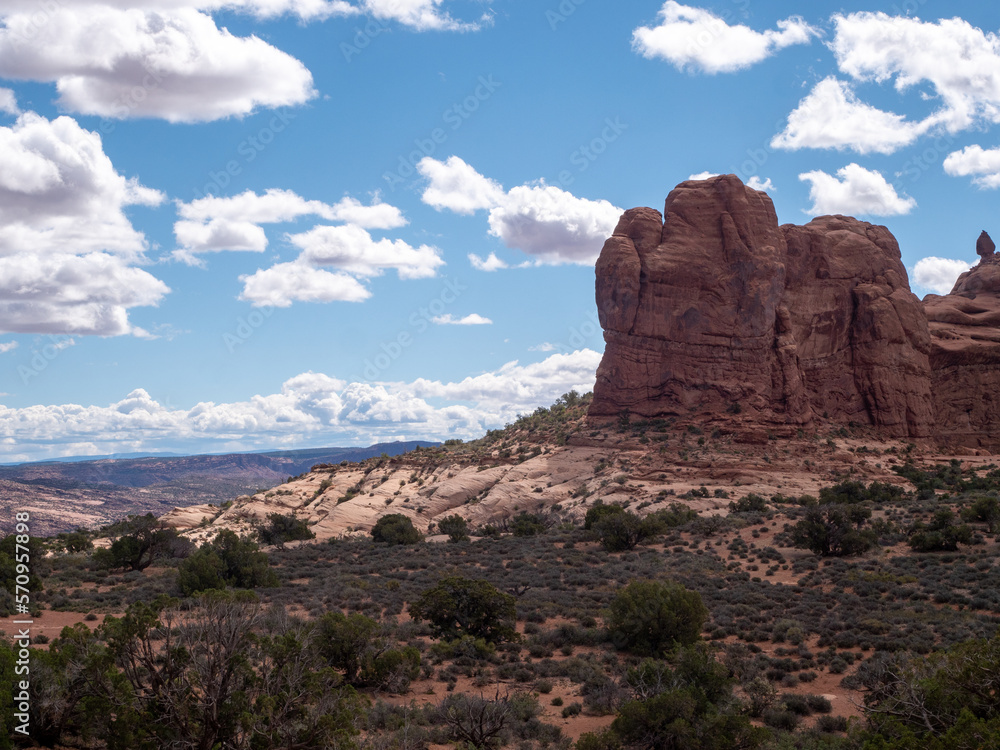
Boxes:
[591,174,1000,448]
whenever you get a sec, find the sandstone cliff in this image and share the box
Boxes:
[591,175,935,438]
[591,174,1000,448]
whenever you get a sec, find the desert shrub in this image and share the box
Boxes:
[964,496,1000,532]
[92,514,183,572]
[371,514,421,545]
[606,580,708,656]
[437,515,470,543]
[510,513,546,537]
[908,509,973,552]
[177,530,277,596]
[256,512,315,547]
[790,504,876,557]
[730,494,768,514]
[409,577,517,644]
[584,502,626,530]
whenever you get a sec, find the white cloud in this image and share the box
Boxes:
[360,0,492,31]
[772,77,928,155]
[487,183,622,265]
[528,342,556,352]
[0,0,490,29]
[290,224,444,280]
[239,261,371,307]
[0,349,601,461]
[687,171,719,180]
[0,112,164,258]
[912,257,971,295]
[178,189,405,228]
[421,156,622,265]
[0,6,316,122]
[418,155,505,214]
[831,12,1000,135]
[0,0,358,20]
[0,88,18,115]
[174,189,406,261]
[943,145,1000,189]
[468,252,509,272]
[0,253,168,336]
[432,313,492,325]
[631,1,817,74]
[0,111,167,336]
[747,176,775,191]
[0,341,18,353]
[800,163,916,217]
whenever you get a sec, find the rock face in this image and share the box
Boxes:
[591,174,941,439]
[925,253,1000,446]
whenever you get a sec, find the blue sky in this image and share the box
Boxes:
[0,0,997,462]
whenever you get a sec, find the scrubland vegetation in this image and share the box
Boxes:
[3,395,1000,748]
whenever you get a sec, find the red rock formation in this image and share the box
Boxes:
[925,256,1000,447]
[591,175,936,438]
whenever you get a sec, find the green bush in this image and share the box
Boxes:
[437,515,470,543]
[606,580,708,656]
[371,514,421,545]
[908,509,973,552]
[257,513,315,547]
[409,576,517,644]
[178,530,277,595]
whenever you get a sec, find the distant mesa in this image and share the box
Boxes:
[589,173,1000,449]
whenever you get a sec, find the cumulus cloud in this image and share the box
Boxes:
[0,349,601,461]
[772,77,928,155]
[631,1,817,74]
[800,163,916,217]
[174,189,405,261]
[360,0,490,32]
[912,257,972,295]
[831,12,1000,135]
[432,313,492,325]
[0,88,18,115]
[419,156,622,265]
[487,184,622,264]
[0,6,316,122]
[943,145,1000,189]
[687,171,719,180]
[0,111,167,335]
[418,156,505,214]
[0,342,18,353]
[0,112,164,258]
[747,176,775,191]
[468,252,509,272]
[238,261,371,307]
[290,224,444,279]
[0,253,168,336]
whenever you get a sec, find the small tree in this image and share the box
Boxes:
[584,502,625,530]
[93,514,180,571]
[409,576,517,644]
[437,515,470,543]
[964,496,1000,533]
[606,580,708,656]
[315,611,419,690]
[257,513,315,548]
[178,530,277,596]
[371,514,421,545]
[908,509,973,552]
[790,504,876,557]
